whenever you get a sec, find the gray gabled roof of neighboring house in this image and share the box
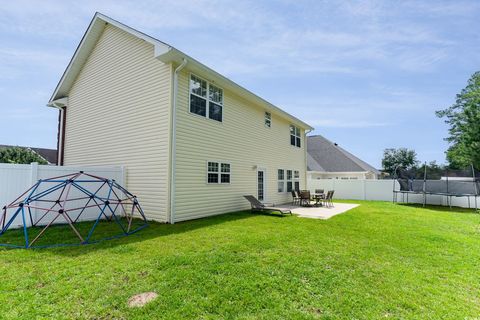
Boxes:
[307,135,379,174]
[0,145,57,164]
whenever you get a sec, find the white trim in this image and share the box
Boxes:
[188,73,223,123]
[47,12,313,131]
[206,160,231,185]
[264,111,272,128]
[170,58,188,224]
[48,13,171,104]
[277,168,285,193]
[290,125,301,148]
[257,167,267,202]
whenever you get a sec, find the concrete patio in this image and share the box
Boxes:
[285,203,359,219]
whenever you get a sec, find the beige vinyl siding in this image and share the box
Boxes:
[64,24,172,222]
[174,70,306,221]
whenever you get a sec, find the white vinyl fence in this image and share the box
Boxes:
[0,163,125,228]
[307,178,478,209]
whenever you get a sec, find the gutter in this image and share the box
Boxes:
[169,58,188,224]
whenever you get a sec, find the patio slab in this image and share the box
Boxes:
[285,203,359,219]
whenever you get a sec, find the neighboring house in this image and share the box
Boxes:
[307,135,379,180]
[47,13,313,223]
[0,145,57,165]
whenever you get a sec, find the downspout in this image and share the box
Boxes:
[47,101,66,166]
[169,58,188,224]
[304,129,313,190]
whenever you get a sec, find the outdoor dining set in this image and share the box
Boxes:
[291,189,335,208]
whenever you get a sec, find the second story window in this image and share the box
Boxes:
[290,125,301,147]
[190,74,223,122]
[265,112,271,128]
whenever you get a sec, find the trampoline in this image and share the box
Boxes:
[393,164,479,210]
[0,171,148,248]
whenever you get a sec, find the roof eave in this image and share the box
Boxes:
[156,48,314,131]
[48,12,313,131]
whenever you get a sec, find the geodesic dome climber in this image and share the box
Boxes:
[0,171,148,248]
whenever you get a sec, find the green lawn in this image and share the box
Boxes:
[1,201,479,319]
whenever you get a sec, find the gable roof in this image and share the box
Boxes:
[48,12,313,131]
[0,145,57,164]
[307,135,379,174]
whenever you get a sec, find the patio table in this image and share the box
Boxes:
[312,193,325,207]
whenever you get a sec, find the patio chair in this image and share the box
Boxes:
[291,190,301,205]
[323,190,335,208]
[299,190,312,207]
[243,195,292,216]
[315,189,324,194]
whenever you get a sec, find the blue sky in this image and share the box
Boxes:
[1,1,479,168]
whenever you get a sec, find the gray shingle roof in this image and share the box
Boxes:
[307,135,379,174]
[0,145,57,164]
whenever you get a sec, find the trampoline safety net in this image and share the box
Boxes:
[393,164,479,209]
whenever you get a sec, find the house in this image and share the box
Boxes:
[307,135,379,180]
[47,13,313,223]
[0,145,57,165]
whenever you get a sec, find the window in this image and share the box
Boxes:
[265,112,271,128]
[286,170,293,192]
[190,74,223,122]
[277,169,285,192]
[207,161,230,184]
[221,163,231,183]
[290,125,301,147]
[294,170,300,191]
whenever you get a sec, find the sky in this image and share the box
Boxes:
[1,0,479,168]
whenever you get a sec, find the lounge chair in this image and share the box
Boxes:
[243,195,292,216]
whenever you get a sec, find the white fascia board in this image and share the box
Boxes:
[155,48,313,131]
[48,12,171,104]
[48,12,313,131]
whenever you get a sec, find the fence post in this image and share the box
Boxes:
[363,179,367,200]
[29,162,39,226]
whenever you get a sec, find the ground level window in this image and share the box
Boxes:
[207,161,230,184]
[286,170,293,192]
[294,170,300,191]
[221,163,231,183]
[278,169,285,192]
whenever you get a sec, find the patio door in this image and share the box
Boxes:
[257,169,266,201]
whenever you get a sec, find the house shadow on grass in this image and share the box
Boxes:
[0,210,285,256]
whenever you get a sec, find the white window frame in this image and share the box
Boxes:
[207,161,231,184]
[290,125,301,148]
[189,73,223,122]
[286,169,293,192]
[265,111,272,128]
[277,169,285,193]
[293,170,300,191]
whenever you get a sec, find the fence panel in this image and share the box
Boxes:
[0,163,125,228]
[307,178,476,209]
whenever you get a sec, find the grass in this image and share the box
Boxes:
[1,201,479,319]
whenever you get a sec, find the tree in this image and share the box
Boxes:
[0,146,48,165]
[436,71,480,169]
[382,148,419,175]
